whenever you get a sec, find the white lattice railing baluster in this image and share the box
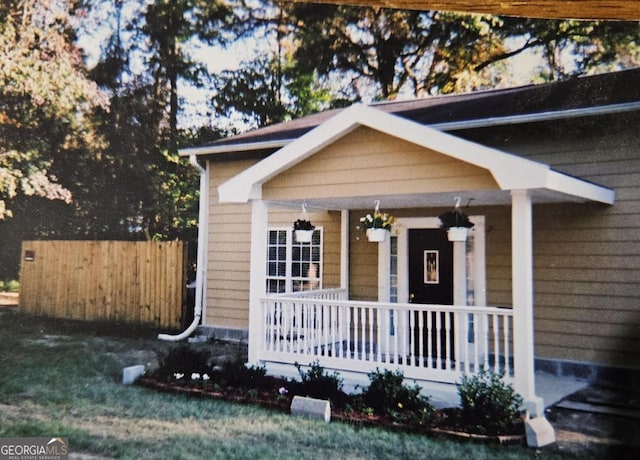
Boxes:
[259,289,514,385]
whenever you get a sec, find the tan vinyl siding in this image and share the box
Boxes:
[263,127,498,201]
[207,160,255,329]
[348,211,379,300]
[344,116,640,369]
[205,161,343,330]
[469,114,640,369]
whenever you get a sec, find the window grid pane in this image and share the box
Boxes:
[266,230,288,293]
[292,229,322,292]
[266,228,322,293]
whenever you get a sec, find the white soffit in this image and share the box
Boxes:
[217,104,615,205]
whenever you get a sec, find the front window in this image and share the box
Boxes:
[266,228,322,293]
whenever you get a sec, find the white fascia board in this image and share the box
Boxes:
[218,105,366,203]
[545,170,615,204]
[178,139,291,157]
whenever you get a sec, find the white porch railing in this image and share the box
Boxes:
[260,289,514,384]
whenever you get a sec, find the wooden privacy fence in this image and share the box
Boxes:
[19,240,185,328]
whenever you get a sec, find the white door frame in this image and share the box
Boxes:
[376,216,486,356]
[378,216,486,307]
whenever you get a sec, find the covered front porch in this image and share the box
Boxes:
[217,104,615,416]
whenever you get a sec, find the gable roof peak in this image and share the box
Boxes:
[217,104,614,205]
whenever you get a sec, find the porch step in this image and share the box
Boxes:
[555,400,640,420]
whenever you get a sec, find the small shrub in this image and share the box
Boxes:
[363,368,435,424]
[457,367,524,435]
[6,280,19,292]
[152,344,211,382]
[215,358,268,390]
[293,360,346,404]
[0,279,19,292]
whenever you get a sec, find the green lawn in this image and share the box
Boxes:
[0,309,579,459]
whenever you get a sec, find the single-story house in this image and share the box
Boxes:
[178,68,640,415]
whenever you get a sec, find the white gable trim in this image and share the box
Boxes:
[218,104,614,205]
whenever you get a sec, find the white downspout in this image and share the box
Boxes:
[158,155,208,341]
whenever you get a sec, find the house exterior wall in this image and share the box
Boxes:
[262,126,498,201]
[205,159,343,331]
[206,159,254,330]
[461,112,640,371]
[204,110,639,373]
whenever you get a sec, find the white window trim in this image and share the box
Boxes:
[266,226,323,293]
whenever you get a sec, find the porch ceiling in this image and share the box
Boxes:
[219,104,615,208]
[267,188,598,212]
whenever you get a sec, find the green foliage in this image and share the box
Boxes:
[289,6,504,99]
[212,55,334,129]
[457,367,524,435]
[0,0,106,219]
[363,368,435,424]
[214,358,268,390]
[359,211,395,231]
[152,344,211,382]
[141,0,236,153]
[438,208,474,229]
[293,219,315,231]
[0,310,598,459]
[0,279,19,292]
[293,360,345,404]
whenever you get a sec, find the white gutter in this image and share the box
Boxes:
[430,101,640,131]
[158,155,208,341]
[179,101,640,157]
[181,139,290,156]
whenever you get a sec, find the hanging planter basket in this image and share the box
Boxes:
[295,229,314,243]
[293,203,315,243]
[447,227,469,242]
[360,200,394,243]
[439,197,474,242]
[366,228,388,243]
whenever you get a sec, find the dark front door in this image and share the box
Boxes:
[408,228,454,367]
[408,229,453,305]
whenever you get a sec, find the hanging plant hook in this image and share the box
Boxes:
[439,195,474,230]
[374,200,380,213]
[294,201,315,233]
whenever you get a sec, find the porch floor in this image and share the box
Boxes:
[536,370,590,408]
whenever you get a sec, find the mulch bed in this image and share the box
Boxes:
[136,376,525,445]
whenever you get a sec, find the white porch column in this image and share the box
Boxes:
[453,240,467,306]
[511,189,544,416]
[340,209,350,295]
[248,199,268,365]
